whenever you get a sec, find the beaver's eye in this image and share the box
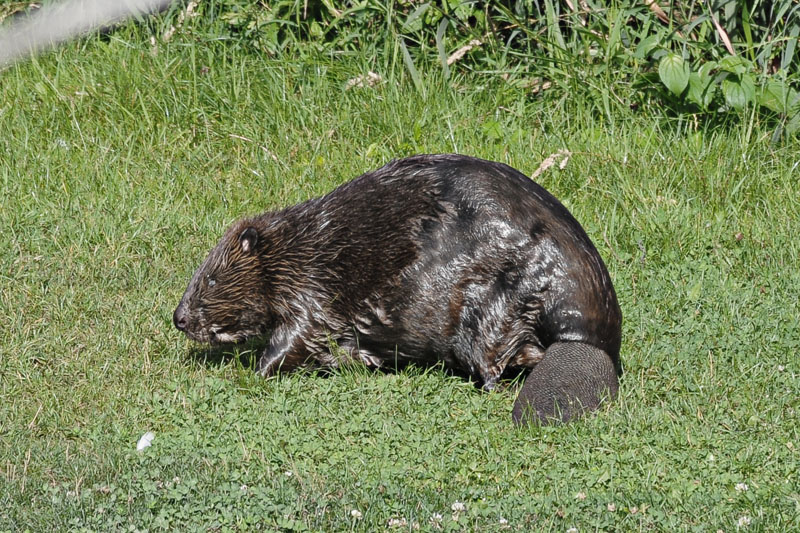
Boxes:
[208,278,216,287]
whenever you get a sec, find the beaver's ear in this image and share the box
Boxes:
[239,227,258,254]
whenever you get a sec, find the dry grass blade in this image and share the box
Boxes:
[529,80,553,94]
[531,149,571,180]
[447,39,482,66]
[345,71,384,89]
[707,2,735,55]
[564,0,590,27]
[644,0,687,38]
[0,2,41,25]
[644,0,670,25]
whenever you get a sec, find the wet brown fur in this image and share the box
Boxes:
[174,154,622,424]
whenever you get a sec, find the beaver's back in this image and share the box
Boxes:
[440,155,622,364]
[309,154,621,373]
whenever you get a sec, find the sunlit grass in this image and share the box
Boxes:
[1,13,798,532]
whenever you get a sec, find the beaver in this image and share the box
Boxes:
[173,154,622,425]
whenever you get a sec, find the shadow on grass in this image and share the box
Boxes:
[185,339,266,372]
[183,340,529,393]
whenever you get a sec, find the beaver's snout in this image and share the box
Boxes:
[173,303,188,332]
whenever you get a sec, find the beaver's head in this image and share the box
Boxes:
[173,221,273,344]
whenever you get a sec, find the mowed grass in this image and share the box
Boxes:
[1,17,799,533]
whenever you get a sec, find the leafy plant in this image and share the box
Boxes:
[649,0,800,133]
[201,0,800,135]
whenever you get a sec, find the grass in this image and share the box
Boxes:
[1,12,799,533]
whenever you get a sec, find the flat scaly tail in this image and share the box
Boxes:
[512,342,619,425]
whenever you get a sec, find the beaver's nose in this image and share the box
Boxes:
[173,303,188,331]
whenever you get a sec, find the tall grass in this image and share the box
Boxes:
[205,0,800,134]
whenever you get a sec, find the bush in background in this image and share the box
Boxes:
[205,0,800,135]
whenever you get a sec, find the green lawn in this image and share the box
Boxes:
[1,15,799,533]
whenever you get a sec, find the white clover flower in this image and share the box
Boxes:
[430,512,443,522]
[499,517,508,525]
[607,503,616,512]
[387,517,407,527]
[738,516,751,527]
[350,509,363,519]
[575,491,587,500]
[284,471,293,477]
[567,527,578,533]
[451,501,466,512]
[735,482,749,492]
